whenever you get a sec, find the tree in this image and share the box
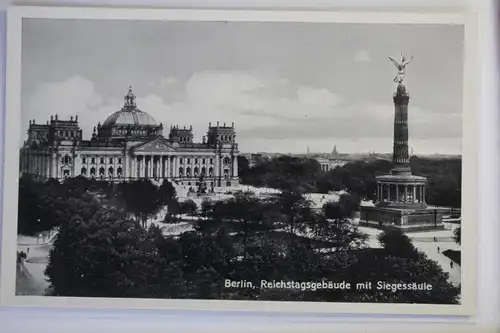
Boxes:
[158,179,177,206]
[17,175,102,235]
[241,155,461,207]
[273,191,315,253]
[240,155,322,192]
[338,229,462,304]
[18,175,46,235]
[180,199,198,216]
[45,208,186,298]
[209,192,275,258]
[178,229,236,298]
[378,229,419,260]
[322,193,360,223]
[453,226,461,245]
[237,155,250,179]
[116,179,162,228]
[343,249,460,304]
[163,212,180,224]
[201,199,214,217]
[312,216,368,253]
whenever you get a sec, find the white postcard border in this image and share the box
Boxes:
[0,6,479,317]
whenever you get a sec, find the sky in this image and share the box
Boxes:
[21,19,464,154]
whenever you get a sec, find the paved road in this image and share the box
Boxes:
[359,226,461,286]
[16,235,54,296]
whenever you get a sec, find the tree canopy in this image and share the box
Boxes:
[238,155,461,208]
[34,177,460,304]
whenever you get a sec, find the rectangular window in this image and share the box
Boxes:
[82,158,87,164]
[118,158,122,164]
[91,158,95,164]
[100,158,104,164]
[109,158,113,164]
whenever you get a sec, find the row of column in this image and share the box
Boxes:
[130,155,238,180]
[377,183,426,203]
[132,155,171,179]
[20,150,240,181]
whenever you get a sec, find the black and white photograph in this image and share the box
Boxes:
[1,7,478,315]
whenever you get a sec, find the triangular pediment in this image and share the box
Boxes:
[132,138,176,153]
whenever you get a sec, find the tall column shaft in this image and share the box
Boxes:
[392,84,411,175]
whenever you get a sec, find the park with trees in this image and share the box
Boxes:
[239,154,461,209]
[17,154,461,304]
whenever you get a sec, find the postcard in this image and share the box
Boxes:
[0,6,478,316]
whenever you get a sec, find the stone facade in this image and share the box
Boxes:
[19,87,239,190]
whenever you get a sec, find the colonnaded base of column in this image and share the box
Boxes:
[359,205,445,232]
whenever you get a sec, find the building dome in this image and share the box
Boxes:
[103,109,157,127]
[102,87,158,127]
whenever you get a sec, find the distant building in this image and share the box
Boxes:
[316,158,347,172]
[331,144,339,157]
[19,87,240,189]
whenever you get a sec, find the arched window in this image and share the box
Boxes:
[108,167,114,177]
[100,158,104,164]
[118,158,122,164]
[201,167,206,175]
[210,158,214,165]
[209,167,213,176]
[90,167,96,176]
[194,167,199,176]
[63,155,70,164]
[202,158,206,164]
[81,167,87,176]
[179,167,184,176]
[91,157,96,164]
[223,157,231,165]
[99,167,105,175]
[194,158,198,164]
[109,158,113,164]
[186,167,192,176]
[187,158,191,164]
[82,157,87,164]
[117,167,122,178]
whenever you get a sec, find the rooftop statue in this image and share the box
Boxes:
[388,53,414,84]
